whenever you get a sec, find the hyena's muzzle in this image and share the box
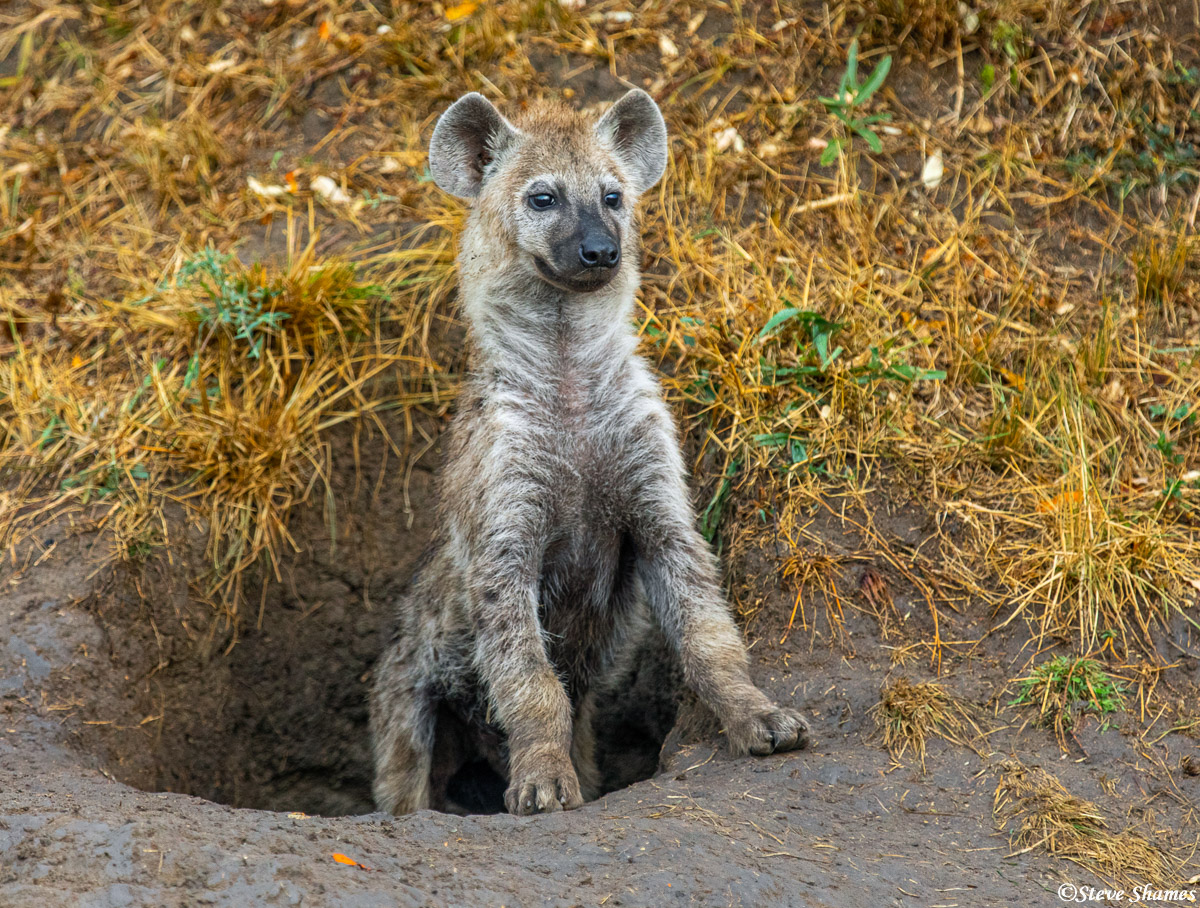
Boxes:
[535,201,621,293]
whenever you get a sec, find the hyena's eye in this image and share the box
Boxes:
[528,192,557,210]
[603,191,622,209]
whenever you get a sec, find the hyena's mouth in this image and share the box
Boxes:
[534,257,616,293]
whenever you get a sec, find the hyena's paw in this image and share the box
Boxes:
[504,752,584,816]
[726,704,811,757]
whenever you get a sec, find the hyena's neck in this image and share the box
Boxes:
[460,271,642,391]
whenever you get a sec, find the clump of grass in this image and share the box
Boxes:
[993,761,1177,887]
[1134,230,1193,327]
[157,245,378,360]
[0,234,442,626]
[778,544,852,647]
[169,247,291,358]
[871,677,985,769]
[982,338,1200,656]
[1010,655,1125,745]
[120,107,233,206]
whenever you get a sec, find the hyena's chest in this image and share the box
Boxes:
[534,419,641,690]
[537,520,639,696]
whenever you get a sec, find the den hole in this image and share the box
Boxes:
[79,432,677,817]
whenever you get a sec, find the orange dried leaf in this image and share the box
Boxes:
[445,2,478,22]
[997,367,1026,391]
[333,853,375,871]
[900,311,947,336]
[1037,490,1084,513]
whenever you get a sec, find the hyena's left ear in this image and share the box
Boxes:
[429,93,519,198]
[596,89,668,195]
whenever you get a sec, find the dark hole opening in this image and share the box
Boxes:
[117,599,678,817]
[445,761,509,815]
[73,432,679,817]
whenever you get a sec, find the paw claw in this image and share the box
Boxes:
[505,756,583,816]
[727,704,811,757]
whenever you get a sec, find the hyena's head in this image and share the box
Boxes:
[429,90,667,295]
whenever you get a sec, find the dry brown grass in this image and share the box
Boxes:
[0,229,449,622]
[871,676,986,768]
[994,760,1182,888]
[1,0,1198,650]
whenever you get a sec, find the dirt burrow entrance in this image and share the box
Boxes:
[51,418,675,819]
[52,421,442,817]
[0,493,1088,908]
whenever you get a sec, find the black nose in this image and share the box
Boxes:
[579,235,620,269]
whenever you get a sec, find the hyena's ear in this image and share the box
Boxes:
[595,89,668,195]
[429,93,519,198]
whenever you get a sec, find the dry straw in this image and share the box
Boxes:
[994,760,1181,888]
[1,0,1197,653]
[871,676,987,769]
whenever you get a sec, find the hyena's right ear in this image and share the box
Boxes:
[429,93,519,198]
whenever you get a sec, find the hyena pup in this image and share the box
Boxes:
[371,89,810,816]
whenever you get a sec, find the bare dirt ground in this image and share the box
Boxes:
[3,0,1200,905]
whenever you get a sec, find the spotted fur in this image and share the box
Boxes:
[371,90,810,817]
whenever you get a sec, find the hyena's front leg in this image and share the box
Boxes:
[467,502,582,815]
[472,590,582,814]
[640,537,810,754]
[630,449,810,755]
